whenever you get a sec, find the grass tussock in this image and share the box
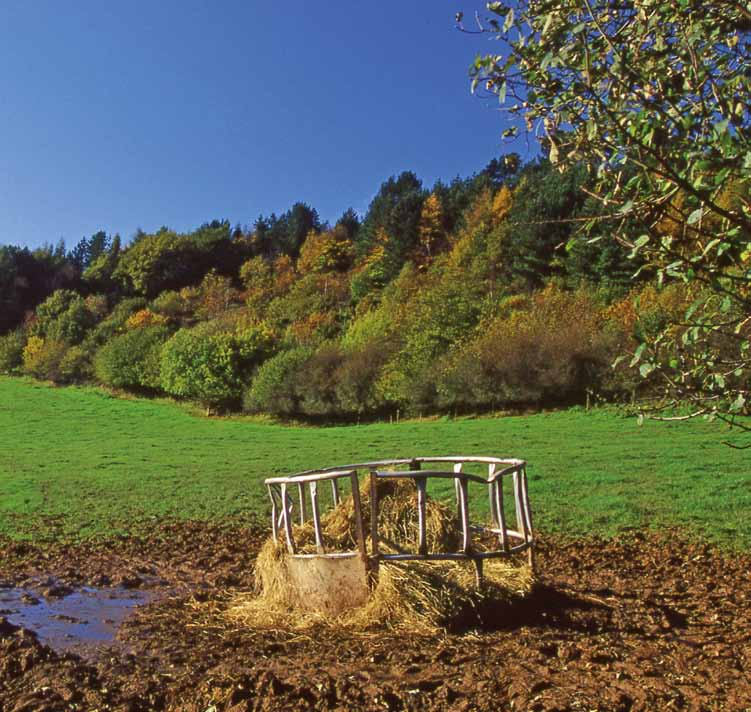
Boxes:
[227,479,534,633]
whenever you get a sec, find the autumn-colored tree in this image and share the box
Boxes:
[297,227,354,275]
[491,186,512,224]
[22,336,69,382]
[416,193,446,265]
[445,186,513,299]
[194,270,240,320]
[125,309,169,330]
[272,255,296,295]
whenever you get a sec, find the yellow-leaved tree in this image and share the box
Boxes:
[417,192,445,265]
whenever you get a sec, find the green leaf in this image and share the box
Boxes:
[713,119,730,137]
[629,343,646,368]
[503,7,515,32]
[730,394,746,413]
[701,238,720,257]
[542,13,554,37]
[687,208,703,225]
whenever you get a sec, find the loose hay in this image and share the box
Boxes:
[228,479,534,632]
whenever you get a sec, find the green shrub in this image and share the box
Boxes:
[58,345,93,384]
[0,331,25,374]
[334,344,388,416]
[95,326,171,391]
[150,290,187,319]
[341,305,395,351]
[160,322,271,408]
[243,342,389,418]
[243,347,312,415]
[264,272,349,344]
[32,290,97,344]
[296,344,345,416]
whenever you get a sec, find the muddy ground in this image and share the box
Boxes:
[0,523,749,711]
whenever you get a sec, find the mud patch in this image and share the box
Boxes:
[0,582,154,657]
[0,522,749,711]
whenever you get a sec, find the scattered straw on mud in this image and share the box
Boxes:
[227,480,534,632]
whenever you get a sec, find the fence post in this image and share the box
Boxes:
[331,478,340,506]
[453,462,463,521]
[350,472,368,566]
[280,482,296,554]
[493,476,509,553]
[309,481,324,554]
[415,477,428,556]
[369,470,380,577]
[297,482,308,525]
[521,465,535,571]
[457,476,471,554]
[488,463,498,527]
[409,460,427,556]
[267,485,278,544]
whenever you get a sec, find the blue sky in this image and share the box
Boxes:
[0,1,531,249]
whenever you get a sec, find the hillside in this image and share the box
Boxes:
[0,157,681,419]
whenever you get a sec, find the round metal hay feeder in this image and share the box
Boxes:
[264,456,535,616]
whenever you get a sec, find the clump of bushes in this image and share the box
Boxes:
[243,346,313,416]
[333,344,388,416]
[0,331,25,374]
[58,345,93,383]
[244,341,389,418]
[94,325,171,391]
[83,297,147,350]
[22,336,69,382]
[436,286,617,410]
[31,290,97,344]
[161,322,272,409]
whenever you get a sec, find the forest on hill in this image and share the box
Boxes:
[0,155,699,418]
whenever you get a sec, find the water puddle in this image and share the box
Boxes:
[0,580,154,655]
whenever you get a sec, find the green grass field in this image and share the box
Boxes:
[0,377,749,548]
